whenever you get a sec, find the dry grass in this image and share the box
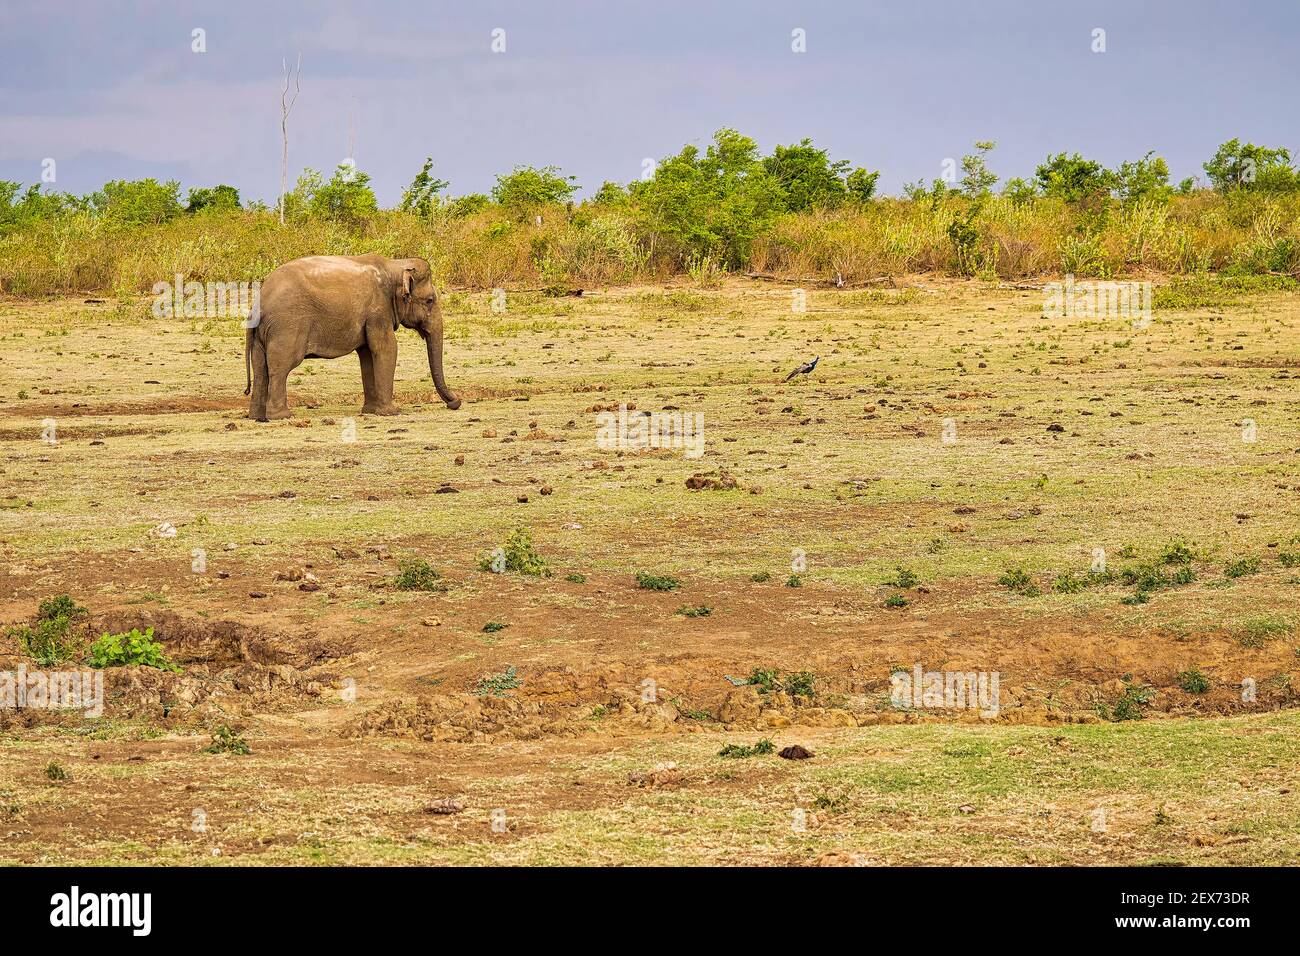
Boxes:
[2,713,1297,865]
[2,191,1299,297]
[1,278,1298,865]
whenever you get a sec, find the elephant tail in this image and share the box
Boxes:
[243,326,253,395]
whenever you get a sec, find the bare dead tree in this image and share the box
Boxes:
[347,93,356,167]
[279,53,302,225]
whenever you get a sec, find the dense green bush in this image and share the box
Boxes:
[629,128,786,267]
[185,184,241,213]
[1035,153,1113,203]
[1204,139,1297,193]
[491,165,578,217]
[90,178,183,224]
[762,138,878,212]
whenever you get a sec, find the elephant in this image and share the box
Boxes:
[244,254,461,420]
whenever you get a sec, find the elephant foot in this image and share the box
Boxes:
[263,408,292,421]
[362,404,402,416]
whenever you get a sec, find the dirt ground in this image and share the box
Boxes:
[1,278,1298,865]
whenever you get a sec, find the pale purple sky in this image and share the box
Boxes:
[1,0,1297,203]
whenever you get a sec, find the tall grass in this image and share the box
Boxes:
[2,191,1298,296]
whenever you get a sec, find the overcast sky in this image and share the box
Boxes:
[1,0,1297,204]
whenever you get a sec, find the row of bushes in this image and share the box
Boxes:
[2,132,1298,294]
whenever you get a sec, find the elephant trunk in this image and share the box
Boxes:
[424,326,461,410]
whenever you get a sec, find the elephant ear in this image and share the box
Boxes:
[392,266,415,330]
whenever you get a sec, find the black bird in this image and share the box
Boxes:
[784,356,820,382]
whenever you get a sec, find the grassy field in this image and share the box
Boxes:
[1,276,1298,865]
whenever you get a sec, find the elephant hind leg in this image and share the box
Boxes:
[263,342,299,421]
[247,335,269,421]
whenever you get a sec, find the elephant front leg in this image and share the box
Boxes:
[358,346,381,412]
[361,340,401,415]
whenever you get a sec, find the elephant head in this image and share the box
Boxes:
[390,258,461,410]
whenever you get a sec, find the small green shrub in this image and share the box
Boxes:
[10,618,77,667]
[1120,562,1168,591]
[204,725,251,755]
[1176,668,1211,694]
[1051,570,1086,594]
[998,567,1040,597]
[744,667,781,694]
[784,671,816,698]
[672,697,715,721]
[393,558,448,591]
[1224,556,1261,579]
[675,605,712,617]
[884,592,910,608]
[1099,677,1154,721]
[37,595,86,621]
[87,627,179,672]
[564,573,587,583]
[44,761,68,781]
[480,529,550,576]
[785,574,803,588]
[1052,568,1114,594]
[482,621,509,633]
[718,738,775,759]
[889,567,919,588]
[812,790,850,813]
[1159,540,1195,565]
[739,667,814,698]
[1118,559,1194,602]
[8,594,88,666]
[750,571,772,582]
[474,665,522,697]
[635,571,680,591]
